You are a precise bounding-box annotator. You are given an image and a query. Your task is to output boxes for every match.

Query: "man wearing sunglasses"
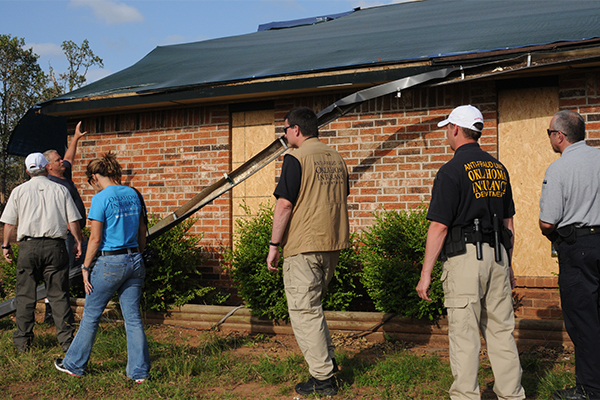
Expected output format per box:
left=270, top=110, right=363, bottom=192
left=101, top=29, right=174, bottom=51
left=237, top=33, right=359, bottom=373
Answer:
left=540, top=110, right=600, bottom=400
left=267, top=106, right=349, bottom=397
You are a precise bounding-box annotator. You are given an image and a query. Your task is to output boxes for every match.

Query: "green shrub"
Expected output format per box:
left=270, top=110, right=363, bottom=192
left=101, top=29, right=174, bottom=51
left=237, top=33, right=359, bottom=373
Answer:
left=323, top=232, right=362, bottom=311
left=224, top=203, right=286, bottom=320
left=359, top=206, right=444, bottom=321
left=225, top=202, right=362, bottom=320
left=142, top=216, right=213, bottom=312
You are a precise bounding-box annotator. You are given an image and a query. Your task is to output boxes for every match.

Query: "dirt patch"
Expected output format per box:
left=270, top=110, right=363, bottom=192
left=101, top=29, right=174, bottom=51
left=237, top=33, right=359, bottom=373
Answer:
left=146, top=323, right=448, bottom=360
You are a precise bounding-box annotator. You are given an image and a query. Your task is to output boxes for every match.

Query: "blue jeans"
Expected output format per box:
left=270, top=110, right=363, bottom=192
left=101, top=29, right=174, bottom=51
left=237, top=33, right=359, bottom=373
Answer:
left=63, top=253, right=150, bottom=379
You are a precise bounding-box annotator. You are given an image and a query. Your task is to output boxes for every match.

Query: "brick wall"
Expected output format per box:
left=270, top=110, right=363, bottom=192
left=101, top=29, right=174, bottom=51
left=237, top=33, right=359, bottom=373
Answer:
left=559, top=72, right=600, bottom=145
left=69, top=70, right=600, bottom=317
left=514, top=276, right=561, bottom=319
left=73, top=105, right=232, bottom=284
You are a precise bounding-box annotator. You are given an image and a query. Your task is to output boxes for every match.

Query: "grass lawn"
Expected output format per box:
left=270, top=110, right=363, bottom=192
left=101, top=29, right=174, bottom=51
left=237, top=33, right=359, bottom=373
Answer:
left=0, top=316, right=575, bottom=399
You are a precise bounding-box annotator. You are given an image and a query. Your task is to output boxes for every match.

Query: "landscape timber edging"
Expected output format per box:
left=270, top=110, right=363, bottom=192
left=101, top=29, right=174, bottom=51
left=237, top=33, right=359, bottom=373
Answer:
left=69, top=300, right=573, bottom=350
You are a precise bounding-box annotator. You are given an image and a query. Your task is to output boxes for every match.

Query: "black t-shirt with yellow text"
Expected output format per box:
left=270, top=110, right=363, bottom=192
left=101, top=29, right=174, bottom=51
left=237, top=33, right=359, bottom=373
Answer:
left=427, top=142, right=515, bottom=235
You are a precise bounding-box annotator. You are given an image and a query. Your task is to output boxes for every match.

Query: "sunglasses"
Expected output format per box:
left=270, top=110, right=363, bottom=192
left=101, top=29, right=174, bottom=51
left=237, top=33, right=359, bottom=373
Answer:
left=547, top=129, right=567, bottom=138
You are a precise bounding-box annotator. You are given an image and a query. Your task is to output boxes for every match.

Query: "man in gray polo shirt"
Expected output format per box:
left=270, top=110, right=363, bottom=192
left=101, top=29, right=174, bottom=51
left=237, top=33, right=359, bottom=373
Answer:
left=539, top=110, right=600, bottom=400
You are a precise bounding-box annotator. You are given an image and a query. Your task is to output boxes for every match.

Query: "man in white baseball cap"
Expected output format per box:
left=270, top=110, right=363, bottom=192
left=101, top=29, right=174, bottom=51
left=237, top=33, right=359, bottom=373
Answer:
left=25, top=152, right=48, bottom=173
left=417, top=105, right=525, bottom=399
left=1, top=152, right=83, bottom=353
left=437, top=104, right=484, bottom=132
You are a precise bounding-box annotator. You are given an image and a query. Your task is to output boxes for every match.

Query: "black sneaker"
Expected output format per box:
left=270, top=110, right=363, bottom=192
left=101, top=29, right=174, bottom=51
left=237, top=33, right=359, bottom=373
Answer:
left=54, top=358, right=82, bottom=377
left=295, top=376, right=338, bottom=396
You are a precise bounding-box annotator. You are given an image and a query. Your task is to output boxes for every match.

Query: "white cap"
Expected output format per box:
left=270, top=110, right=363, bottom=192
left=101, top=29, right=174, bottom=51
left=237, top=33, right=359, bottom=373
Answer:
left=437, top=105, right=484, bottom=132
left=25, top=152, right=48, bottom=174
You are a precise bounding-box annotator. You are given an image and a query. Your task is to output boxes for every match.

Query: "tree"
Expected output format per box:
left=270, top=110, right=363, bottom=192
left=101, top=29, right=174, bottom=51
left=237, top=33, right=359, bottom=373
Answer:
left=47, top=39, right=103, bottom=97
left=0, top=34, right=47, bottom=207
left=0, top=36, right=103, bottom=210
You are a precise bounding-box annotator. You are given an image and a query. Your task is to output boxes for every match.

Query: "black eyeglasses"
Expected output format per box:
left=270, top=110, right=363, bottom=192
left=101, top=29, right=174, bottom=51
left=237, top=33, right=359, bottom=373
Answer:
left=283, top=125, right=295, bottom=134
left=547, top=129, right=560, bottom=137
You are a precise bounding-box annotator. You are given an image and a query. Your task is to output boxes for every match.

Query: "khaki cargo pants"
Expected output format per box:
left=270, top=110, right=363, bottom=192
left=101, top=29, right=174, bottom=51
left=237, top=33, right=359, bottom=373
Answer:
left=283, top=251, right=339, bottom=380
left=442, top=244, right=525, bottom=400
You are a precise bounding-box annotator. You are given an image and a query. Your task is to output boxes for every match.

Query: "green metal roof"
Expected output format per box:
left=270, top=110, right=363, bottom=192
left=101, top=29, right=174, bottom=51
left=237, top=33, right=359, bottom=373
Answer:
left=47, top=0, right=600, bottom=103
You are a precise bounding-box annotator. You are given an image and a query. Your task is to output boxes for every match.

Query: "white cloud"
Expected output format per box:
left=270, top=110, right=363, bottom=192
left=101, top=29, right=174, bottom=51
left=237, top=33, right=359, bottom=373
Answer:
left=85, top=68, right=113, bottom=83
left=25, top=42, right=63, bottom=57
left=70, top=0, right=144, bottom=25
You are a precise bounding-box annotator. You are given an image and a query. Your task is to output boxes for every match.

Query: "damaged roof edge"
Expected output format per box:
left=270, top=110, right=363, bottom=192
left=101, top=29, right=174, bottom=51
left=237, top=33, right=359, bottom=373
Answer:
left=38, top=44, right=600, bottom=118
left=38, top=65, right=437, bottom=116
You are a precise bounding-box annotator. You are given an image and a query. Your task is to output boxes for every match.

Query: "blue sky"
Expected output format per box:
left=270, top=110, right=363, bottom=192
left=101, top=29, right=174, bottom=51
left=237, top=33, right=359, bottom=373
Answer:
left=2, top=0, right=404, bottom=85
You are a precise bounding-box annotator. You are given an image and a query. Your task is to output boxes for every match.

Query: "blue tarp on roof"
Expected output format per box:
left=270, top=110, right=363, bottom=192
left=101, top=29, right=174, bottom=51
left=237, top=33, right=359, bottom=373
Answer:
left=53, top=0, right=600, bottom=101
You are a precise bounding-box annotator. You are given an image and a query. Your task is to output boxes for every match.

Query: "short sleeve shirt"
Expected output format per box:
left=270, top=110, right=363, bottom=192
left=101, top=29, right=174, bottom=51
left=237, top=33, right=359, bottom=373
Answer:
left=274, top=155, right=302, bottom=206
left=88, top=185, right=142, bottom=251
left=0, top=176, right=81, bottom=241
left=539, top=140, right=600, bottom=228
left=427, top=142, right=515, bottom=234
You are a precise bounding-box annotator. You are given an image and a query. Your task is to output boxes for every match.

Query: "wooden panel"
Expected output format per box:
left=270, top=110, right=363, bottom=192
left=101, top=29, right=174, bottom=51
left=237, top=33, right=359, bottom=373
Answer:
left=498, top=87, right=560, bottom=277
left=231, top=110, right=276, bottom=235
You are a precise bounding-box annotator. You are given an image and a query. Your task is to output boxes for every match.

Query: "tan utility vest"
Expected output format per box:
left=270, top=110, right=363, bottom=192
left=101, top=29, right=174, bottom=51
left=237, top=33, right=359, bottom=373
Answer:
left=282, top=138, right=350, bottom=258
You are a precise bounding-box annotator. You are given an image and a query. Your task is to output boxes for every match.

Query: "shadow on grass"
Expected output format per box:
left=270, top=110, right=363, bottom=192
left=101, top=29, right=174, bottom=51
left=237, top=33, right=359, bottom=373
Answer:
left=519, top=345, right=576, bottom=399
left=335, top=337, right=575, bottom=400
left=334, top=339, right=453, bottom=399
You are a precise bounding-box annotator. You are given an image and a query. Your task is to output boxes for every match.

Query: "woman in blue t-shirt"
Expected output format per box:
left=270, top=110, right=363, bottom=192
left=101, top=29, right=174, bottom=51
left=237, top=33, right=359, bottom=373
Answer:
left=55, top=152, right=150, bottom=382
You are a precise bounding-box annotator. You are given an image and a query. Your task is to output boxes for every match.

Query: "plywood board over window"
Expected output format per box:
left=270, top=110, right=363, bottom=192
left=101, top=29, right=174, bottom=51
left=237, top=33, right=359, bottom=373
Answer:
left=498, top=87, right=560, bottom=277
left=231, top=110, right=276, bottom=229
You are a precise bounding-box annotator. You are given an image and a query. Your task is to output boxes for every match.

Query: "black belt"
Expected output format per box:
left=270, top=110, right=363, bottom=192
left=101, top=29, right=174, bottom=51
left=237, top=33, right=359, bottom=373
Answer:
left=21, top=236, right=63, bottom=242
left=463, top=232, right=494, bottom=246
left=99, top=247, right=139, bottom=256
left=575, top=226, right=600, bottom=237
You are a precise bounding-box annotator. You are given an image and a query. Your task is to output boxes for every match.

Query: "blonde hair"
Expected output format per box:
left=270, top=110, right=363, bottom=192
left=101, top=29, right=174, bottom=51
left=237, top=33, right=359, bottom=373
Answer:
left=85, top=151, right=122, bottom=184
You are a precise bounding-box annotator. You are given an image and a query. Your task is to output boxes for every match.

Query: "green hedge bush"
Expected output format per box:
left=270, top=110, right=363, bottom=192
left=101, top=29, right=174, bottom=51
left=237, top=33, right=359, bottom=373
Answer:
left=142, top=216, right=214, bottom=312
left=225, top=202, right=362, bottom=320
left=359, top=206, right=445, bottom=321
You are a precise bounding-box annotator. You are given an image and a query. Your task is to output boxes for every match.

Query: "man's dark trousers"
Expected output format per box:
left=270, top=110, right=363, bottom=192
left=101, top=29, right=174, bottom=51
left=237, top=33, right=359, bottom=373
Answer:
left=13, top=238, right=75, bottom=352
left=558, top=234, right=600, bottom=394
